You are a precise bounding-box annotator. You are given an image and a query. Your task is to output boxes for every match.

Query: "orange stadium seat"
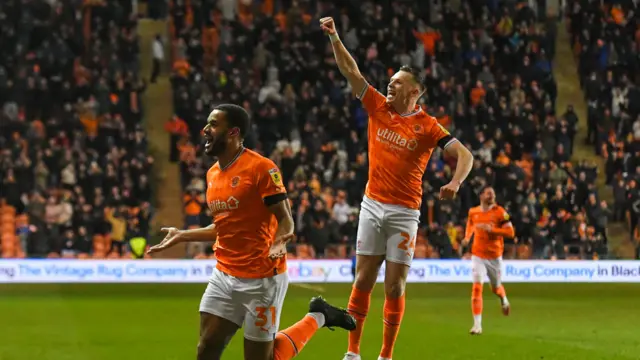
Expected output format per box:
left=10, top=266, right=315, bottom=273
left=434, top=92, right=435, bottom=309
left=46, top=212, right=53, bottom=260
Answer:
left=15, top=214, right=28, bottom=227
left=325, top=244, right=346, bottom=259
left=1, top=223, right=15, bottom=233
left=295, top=244, right=314, bottom=259
left=0, top=205, right=16, bottom=216
left=414, top=244, right=428, bottom=259
left=93, top=234, right=105, bottom=250
left=517, top=244, right=532, bottom=259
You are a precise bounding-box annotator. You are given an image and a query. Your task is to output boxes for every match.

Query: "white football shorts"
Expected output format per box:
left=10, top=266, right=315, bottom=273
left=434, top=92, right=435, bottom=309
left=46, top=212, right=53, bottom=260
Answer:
left=356, top=195, right=420, bottom=265
left=471, top=255, right=503, bottom=288
left=199, top=267, right=289, bottom=342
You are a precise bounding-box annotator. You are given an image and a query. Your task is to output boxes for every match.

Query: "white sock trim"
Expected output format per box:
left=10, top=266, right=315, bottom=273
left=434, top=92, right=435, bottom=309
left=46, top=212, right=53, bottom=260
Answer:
left=308, top=312, right=326, bottom=328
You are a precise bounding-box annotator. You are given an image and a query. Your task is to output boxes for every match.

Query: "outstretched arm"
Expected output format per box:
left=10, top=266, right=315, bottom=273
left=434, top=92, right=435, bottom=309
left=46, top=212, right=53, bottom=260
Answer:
left=147, top=225, right=217, bottom=254
left=321, top=17, right=367, bottom=97
left=175, top=224, right=218, bottom=242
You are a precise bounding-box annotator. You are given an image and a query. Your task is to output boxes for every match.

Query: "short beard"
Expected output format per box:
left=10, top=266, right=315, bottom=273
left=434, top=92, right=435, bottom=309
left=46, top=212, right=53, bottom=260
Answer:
left=205, top=139, right=227, bottom=157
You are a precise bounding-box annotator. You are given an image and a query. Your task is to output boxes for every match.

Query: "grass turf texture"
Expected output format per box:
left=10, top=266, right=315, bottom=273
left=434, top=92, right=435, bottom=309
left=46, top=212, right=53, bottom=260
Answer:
left=0, top=283, right=638, bottom=360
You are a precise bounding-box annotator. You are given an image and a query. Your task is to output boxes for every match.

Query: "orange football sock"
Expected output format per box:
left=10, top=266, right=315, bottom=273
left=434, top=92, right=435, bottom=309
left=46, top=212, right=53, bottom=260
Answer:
left=492, top=285, right=506, bottom=299
left=347, top=286, right=372, bottom=354
left=379, top=295, right=405, bottom=359
left=472, top=283, right=483, bottom=316
left=273, top=314, right=320, bottom=360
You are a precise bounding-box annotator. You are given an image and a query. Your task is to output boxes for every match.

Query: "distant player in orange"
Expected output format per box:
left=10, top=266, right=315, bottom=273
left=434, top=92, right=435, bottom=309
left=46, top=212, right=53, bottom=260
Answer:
left=148, top=104, right=355, bottom=360
left=321, top=17, right=475, bottom=360
left=463, top=186, right=515, bottom=335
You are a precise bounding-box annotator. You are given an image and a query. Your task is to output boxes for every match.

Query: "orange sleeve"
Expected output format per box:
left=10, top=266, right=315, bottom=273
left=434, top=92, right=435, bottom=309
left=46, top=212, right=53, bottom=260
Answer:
left=357, top=84, right=387, bottom=115
left=426, top=121, right=457, bottom=149
left=493, top=208, right=515, bottom=238
left=464, top=209, right=474, bottom=241
left=493, top=226, right=515, bottom=238
left=255, top=158, right=287, bottom=199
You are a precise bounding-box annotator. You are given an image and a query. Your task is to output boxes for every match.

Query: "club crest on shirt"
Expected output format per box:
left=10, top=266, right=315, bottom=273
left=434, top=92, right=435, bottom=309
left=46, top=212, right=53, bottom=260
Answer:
left=413, top=124, right=423, bottom=134
left=268, top=168, right=283, bottom=186
left=231, top=176, right=240, bottom=188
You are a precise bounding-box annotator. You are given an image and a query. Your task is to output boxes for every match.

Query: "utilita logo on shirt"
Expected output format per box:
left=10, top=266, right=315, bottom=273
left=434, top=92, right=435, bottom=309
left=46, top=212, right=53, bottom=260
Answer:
left=208, top=196, right=240, bottom=214
left=376, top=128, right=418, bottom=151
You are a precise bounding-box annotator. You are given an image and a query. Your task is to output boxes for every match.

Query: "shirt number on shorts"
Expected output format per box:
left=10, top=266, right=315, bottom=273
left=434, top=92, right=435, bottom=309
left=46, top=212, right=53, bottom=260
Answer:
left=255, top=306, right=277, bottom=331
left=397, top=232, right=416, bottom=256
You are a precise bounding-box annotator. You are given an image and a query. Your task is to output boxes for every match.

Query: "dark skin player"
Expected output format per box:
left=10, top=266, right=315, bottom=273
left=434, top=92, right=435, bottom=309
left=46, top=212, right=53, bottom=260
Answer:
left=149, top=105, right=356, bottom=360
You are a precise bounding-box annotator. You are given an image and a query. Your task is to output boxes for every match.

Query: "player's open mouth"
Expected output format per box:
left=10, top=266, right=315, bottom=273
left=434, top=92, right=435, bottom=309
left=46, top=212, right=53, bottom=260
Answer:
left=204, top=136, right=213, bottom=149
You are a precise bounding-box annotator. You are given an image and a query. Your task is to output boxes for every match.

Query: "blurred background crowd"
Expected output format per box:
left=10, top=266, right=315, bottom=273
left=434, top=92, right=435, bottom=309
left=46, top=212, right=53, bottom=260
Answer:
left=0, top=0, right=153, bottom=259
left=1, top=0, right=638, bottom=261
left=567, top=0, right=640, bottom=256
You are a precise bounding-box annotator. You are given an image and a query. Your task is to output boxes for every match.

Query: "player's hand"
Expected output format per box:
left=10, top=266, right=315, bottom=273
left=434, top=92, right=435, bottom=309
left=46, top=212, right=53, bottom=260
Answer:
left=476, top=224, right=493, bottom=232
left=439, top=181, right=460, bottom=200
left=320, top=17, right=337, bottom=35
left=147, top=227, right=184, bottom=255
left=269, top=233, right=295, bottom=260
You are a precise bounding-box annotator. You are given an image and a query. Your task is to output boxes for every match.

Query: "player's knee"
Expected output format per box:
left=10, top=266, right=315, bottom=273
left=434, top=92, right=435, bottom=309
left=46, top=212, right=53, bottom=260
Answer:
left=384, top=280, right=405, bottom=299
left=196, top=340, right=210, bottom=360
left=197, top=336, right=226, bottom=360
left=353, top=256, right=383, bottom=292
left=354, top=270, right=377, bottom=292
left=383, top=261, right=409, bottom=298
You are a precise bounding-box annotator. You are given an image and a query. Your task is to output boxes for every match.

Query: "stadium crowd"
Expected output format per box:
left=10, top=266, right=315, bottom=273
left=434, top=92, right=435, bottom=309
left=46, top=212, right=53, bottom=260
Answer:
left=0, top=0, right=154, bottom=259
left=169, top=0, right=612, bottom=261
left=568, top=0, right=640, bottom=258
left=0, top=0, right=627, bottom=261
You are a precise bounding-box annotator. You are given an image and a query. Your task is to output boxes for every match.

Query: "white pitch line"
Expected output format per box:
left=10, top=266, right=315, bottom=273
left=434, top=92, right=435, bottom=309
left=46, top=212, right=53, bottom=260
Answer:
left=291, top=283, right=326, bottom=293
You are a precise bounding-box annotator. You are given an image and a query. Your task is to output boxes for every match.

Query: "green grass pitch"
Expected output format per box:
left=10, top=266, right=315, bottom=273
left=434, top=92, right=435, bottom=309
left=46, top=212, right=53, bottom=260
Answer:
left=1, top=283, right=638, bottom=359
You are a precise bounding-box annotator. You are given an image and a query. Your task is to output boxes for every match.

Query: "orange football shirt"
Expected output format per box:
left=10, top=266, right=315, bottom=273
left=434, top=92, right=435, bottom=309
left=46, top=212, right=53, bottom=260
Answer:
left=465, top=205, right=512, bottom=259
left=358, top=84, right=457, bottom=210
left=206, top=148, right=287, bottom=278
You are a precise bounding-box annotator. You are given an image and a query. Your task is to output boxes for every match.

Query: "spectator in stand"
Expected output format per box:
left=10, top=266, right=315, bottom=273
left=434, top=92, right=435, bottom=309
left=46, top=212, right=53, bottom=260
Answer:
left=0, top=0, right=154, bottom=259
left=151, top=34, right=166, bottom=83
left=569, top=0, right=640, bottom=252
left=167, top=0, right=609, bottom=260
